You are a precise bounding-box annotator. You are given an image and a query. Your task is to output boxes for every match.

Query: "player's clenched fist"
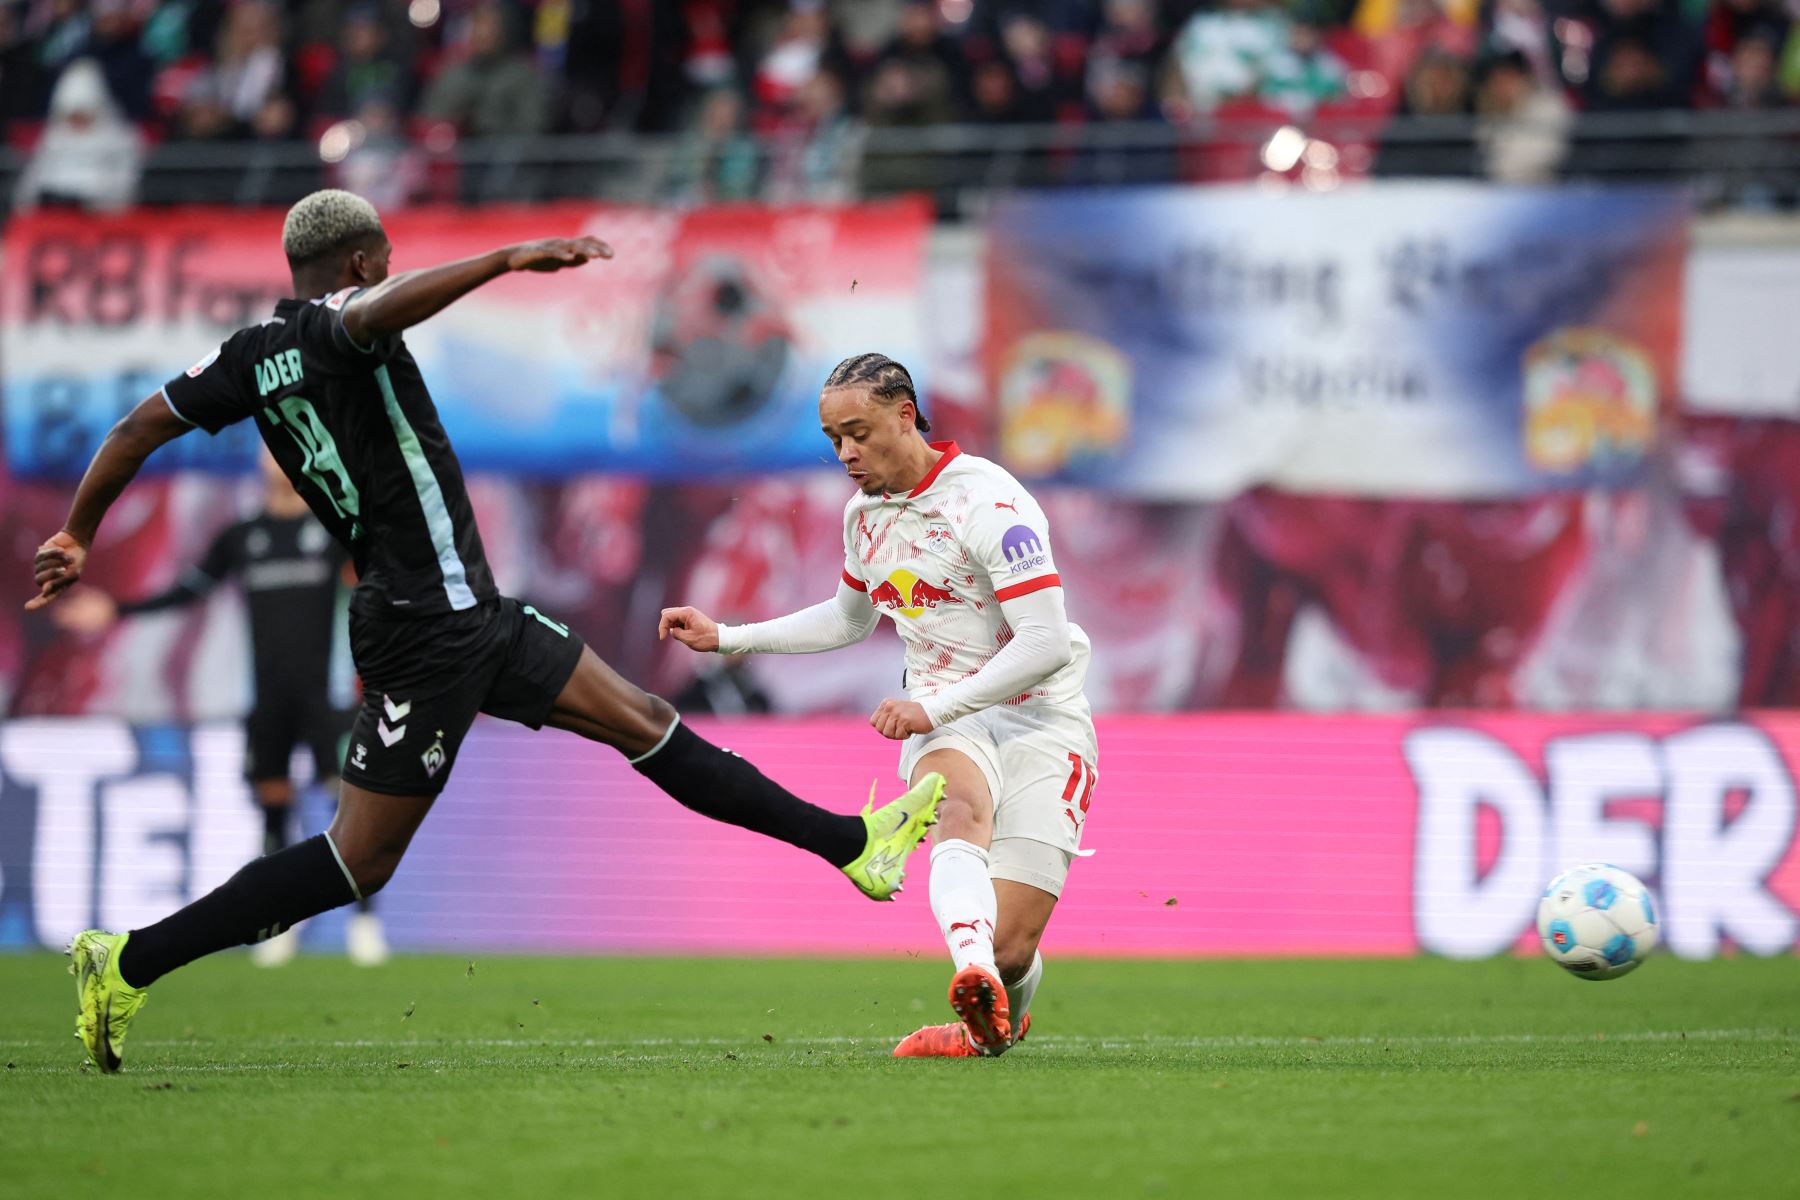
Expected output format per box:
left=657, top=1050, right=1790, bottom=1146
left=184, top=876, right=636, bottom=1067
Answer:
left=659, top=606, right=720, bottom=652
left=25, top=530, right=87, bottom=611
left=870, top=698, right=933, bottom=740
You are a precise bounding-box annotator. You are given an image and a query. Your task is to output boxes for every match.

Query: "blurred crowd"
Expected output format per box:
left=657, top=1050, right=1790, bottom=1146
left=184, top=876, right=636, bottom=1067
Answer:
left=4, top=0, right=1797, bottom=208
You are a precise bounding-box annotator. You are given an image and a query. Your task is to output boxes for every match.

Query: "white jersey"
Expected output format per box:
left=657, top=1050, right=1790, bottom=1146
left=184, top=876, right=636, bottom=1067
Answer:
left=841, top=442, right=1090, bottom=712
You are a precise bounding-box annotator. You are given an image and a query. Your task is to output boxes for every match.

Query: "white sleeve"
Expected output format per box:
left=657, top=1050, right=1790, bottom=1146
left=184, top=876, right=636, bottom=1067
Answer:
left=962, top=486, right=1061, bottom=605
left=716, top=580, right=878, bottom=655
left=918, top=585, right=1074, bottom=728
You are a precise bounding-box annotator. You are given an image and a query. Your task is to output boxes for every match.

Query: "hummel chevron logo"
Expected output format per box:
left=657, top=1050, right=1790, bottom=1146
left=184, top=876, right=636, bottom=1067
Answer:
left=383, top=696, right=411, bottom=722
left=378, top=720, right=406, bottom=747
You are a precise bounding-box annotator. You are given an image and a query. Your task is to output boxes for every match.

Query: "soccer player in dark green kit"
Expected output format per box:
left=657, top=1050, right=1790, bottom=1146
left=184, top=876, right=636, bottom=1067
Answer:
left=28, top=190, right=942, bottom=1072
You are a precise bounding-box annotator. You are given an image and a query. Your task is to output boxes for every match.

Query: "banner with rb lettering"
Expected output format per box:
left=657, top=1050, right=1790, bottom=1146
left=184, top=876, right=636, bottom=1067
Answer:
left=0, top=200, right=931, bottom=480
left=984, top=184, right=1690, bottom=499
left=2, top=714, right=1794, bottom=957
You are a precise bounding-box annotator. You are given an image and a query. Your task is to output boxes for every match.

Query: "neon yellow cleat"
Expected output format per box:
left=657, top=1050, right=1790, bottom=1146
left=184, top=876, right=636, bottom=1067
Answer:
left=69, top=930, right=148, bottom=1073
left=841, top=772, right=944, bottom=901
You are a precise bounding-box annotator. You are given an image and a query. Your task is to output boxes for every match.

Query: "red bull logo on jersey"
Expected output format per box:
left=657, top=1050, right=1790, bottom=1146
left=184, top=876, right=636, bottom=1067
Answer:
left=868, top=579, right=904, bottom=609
left=869, top=568, right=964, bottom=618
left=910, top=578, right=960, bottom=608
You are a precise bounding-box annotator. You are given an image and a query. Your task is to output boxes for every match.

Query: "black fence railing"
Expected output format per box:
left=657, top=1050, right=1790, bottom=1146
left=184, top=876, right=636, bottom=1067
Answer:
left=3, top=109, right=1796, bottom=218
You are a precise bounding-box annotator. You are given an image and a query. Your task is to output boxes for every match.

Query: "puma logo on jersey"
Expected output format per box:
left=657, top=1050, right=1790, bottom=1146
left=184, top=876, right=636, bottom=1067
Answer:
left=256, top=349, right=305, bottom=396
left=994, top=498, right=1019, bottom=513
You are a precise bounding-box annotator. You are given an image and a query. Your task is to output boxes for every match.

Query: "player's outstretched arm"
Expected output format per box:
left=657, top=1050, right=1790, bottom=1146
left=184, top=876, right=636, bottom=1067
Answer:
left=26, top=393, right=192, bottom=610
left=660, top=581, right=878, bottom=656
left=343, top=237, right=612, bottom=344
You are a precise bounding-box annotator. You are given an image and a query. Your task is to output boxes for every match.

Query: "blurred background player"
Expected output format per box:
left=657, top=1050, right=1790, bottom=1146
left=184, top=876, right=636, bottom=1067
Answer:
left=53, top=450, right=387, bottom=967
left=661, top=352, right=1097, bottom=1058
left=672, top=652, right=773, bottom=716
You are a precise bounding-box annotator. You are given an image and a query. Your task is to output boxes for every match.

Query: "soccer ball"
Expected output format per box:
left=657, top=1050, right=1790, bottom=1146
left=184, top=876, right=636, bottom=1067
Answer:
left=1536, top=864, right=1659, bottom=980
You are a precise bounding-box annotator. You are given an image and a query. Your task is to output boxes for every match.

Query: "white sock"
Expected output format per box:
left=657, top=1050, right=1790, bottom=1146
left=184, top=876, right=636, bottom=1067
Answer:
left=1004, top=952, right=1043, bottom=1021
left=929, top=839, right=997, bottom=975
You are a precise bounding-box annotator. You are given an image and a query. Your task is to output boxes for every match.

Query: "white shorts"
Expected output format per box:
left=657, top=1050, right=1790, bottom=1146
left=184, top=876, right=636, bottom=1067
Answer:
left=897, top=700, right=1099, bottom=897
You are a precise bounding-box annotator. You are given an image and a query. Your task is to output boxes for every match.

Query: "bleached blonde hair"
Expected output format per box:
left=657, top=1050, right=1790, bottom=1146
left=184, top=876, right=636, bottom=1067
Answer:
left=282, top=189, right=384, bottom=265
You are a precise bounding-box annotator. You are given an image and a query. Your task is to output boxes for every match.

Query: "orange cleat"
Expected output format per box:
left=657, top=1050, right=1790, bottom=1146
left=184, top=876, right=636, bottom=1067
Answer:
left=891, top=1012, right=1031, bottom=1059
left=892, top=1022, right=978, bottom=1057
left=948, top=964, right=1012, bottom=1053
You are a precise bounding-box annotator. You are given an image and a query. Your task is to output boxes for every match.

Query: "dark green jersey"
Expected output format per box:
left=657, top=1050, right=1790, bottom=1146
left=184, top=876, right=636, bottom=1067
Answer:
left=162, top=288, right=496, bottom=620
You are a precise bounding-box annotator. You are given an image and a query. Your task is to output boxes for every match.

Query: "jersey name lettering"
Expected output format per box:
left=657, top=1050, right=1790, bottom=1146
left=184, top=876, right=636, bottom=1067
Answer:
left=256, top=349, right=305, bottom=396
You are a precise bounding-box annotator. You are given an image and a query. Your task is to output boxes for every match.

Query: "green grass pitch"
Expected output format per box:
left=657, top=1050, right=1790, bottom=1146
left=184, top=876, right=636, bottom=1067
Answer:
left=2, top=953, right=1796, bottom=1198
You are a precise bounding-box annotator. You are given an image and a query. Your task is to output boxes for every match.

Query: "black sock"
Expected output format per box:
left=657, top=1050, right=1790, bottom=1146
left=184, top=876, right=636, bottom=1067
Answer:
left=119, top=835, right=358, bottom=988
left=261, top=803, right=291, bottom=856
left=632, top=721, right=866, bottom=868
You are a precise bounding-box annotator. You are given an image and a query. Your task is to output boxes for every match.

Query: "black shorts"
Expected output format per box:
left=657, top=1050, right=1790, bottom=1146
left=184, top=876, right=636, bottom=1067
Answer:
left=245, top=691, right=352, bottom=784
left=340, top=596, right=585, bottom=797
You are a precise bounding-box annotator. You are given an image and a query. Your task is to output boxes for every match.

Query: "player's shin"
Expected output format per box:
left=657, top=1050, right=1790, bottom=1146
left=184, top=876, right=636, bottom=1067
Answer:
left=629, top=717, right=866, bottom=867
left=117, top=834, right=361, bottom=988
left=929, top=839, right=999, bottom=973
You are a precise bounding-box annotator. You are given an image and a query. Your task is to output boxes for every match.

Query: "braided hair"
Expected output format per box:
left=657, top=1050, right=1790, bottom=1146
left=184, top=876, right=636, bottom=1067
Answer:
left=822, top=352, right=930, bottom=433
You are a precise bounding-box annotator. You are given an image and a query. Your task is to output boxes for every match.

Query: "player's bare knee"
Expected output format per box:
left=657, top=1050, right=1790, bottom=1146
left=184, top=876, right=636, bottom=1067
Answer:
left=607, top=689, right=674, bottom=757
left=254, top=781, right=294, bottom=809
left=357, top=868, right=393, bottom=897
left=349, top=849, right=401, bottom=897
left=643, top=692, right=676, bottom=734
left=995, top=942, right=1039, bottom=985
left=932, top=792, right=990, bottom=842
left=329, top=831, right=405, bottom=896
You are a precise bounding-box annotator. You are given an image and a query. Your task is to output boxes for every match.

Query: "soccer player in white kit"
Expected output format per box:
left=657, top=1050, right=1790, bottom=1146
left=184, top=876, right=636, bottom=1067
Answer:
left=660, top=353, right=1097, bottom=1057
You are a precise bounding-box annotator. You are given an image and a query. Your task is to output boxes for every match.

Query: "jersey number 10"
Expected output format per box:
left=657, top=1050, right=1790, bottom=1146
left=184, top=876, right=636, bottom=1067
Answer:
left=1062, top=752, right=1097, bottom=815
